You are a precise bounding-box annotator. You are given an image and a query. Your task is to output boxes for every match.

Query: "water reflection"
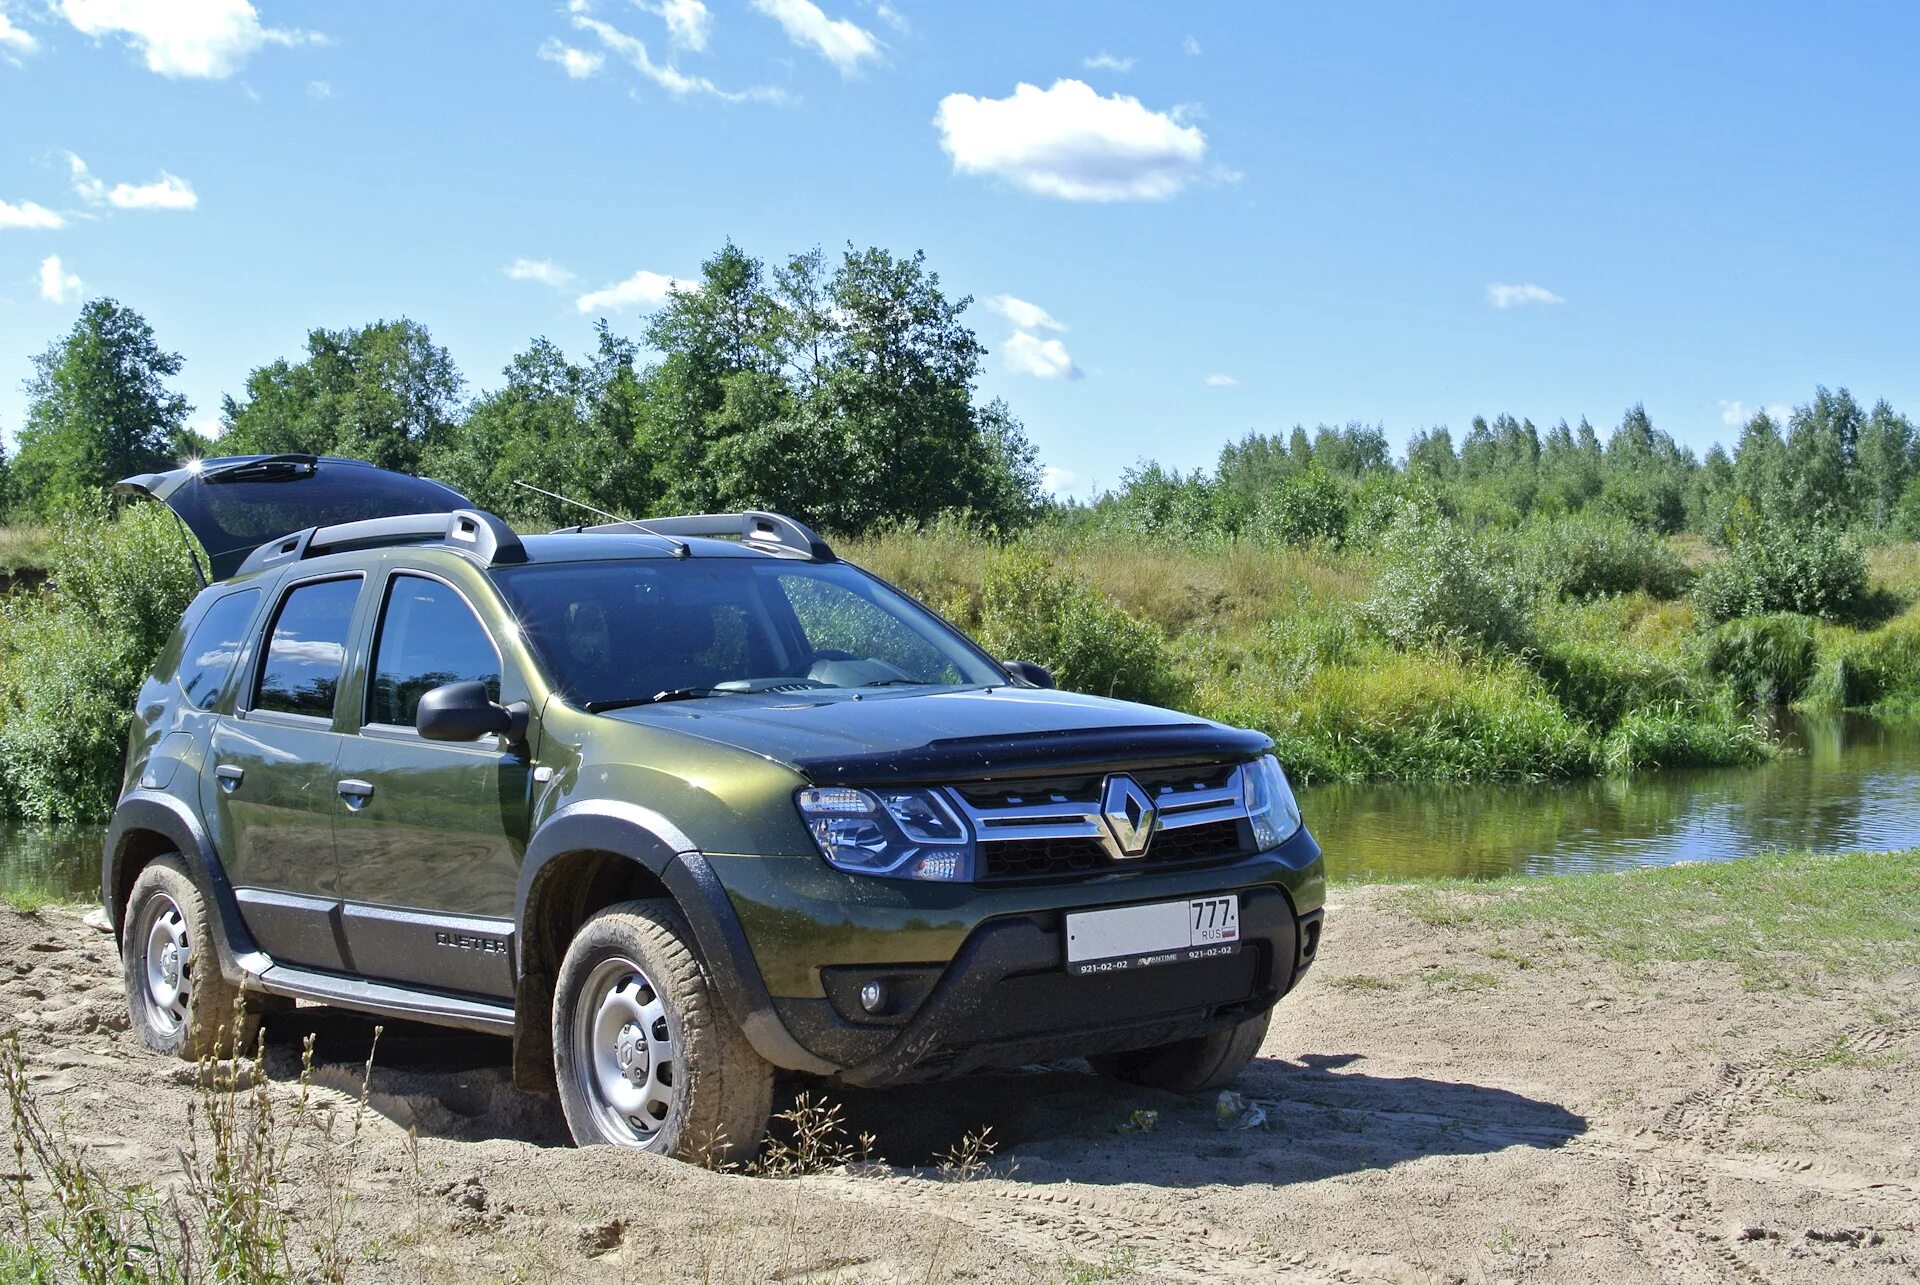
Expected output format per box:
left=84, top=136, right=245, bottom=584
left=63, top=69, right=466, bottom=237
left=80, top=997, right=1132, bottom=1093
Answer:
left=1308, top=713, right=1920, bottom=879
left=7, top=714, right=1920, bottom=898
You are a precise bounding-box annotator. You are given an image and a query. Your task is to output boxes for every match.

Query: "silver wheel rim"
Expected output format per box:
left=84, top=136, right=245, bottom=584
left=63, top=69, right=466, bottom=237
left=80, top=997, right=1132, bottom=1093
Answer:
left=572, top=955, right=678, bottom=1147
left=139, top=894, right=192, bottom=1035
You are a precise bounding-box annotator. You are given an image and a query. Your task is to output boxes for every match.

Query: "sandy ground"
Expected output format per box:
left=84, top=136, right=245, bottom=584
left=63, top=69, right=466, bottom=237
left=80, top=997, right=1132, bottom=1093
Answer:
left=2, top=889, right=1915, bottom=1283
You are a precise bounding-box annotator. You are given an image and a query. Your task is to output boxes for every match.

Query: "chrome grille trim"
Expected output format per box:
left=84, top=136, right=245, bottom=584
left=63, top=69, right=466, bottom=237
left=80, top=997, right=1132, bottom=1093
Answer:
left=942, top=765, right=1250, bottom=862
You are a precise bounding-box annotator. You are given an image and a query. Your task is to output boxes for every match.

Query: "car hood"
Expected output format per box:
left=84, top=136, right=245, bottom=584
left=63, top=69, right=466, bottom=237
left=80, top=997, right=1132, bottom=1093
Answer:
left=603, top=685, right=1272, bottom=784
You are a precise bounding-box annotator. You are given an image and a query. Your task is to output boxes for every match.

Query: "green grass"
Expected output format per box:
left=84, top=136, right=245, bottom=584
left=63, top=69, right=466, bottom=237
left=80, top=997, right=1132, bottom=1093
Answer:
left=0, top=525, right=55, bottom=577
left=1398, top=849, right=1920, bottom=988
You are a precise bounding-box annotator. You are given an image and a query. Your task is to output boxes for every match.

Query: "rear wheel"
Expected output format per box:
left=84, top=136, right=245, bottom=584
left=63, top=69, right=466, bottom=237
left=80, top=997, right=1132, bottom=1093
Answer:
left=1088, top=1008, right=1271, bottom=1093
left=552, top=899, right=773, bottom=1164
left=121, top=855, right=257, bottom=1060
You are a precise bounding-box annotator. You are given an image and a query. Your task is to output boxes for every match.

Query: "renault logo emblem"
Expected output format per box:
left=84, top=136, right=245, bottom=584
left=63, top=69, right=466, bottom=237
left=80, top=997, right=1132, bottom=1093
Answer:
left=1099, top=774, right=1158, bottom=858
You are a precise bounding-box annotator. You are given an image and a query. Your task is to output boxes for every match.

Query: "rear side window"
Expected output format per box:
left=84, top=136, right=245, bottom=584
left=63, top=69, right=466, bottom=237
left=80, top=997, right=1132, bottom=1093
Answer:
left=255, top=578, right=361, bottom=718
left=367, top=575, right=501, bottom=727
left=177, top=590, right=260, bottom=708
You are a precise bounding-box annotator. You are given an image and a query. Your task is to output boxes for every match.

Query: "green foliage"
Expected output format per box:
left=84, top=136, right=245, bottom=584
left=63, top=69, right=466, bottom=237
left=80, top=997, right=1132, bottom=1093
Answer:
left=1363, top=511, right=1532, bottom=652
left=975, top=549, right=1186, bottom=706
left=1517, top=514, right=1689, bottom=600
left=1249, top=466, right=1349, bottom=547
left=1697, top=613, right=1819, bottom=704
left=13, top=299, right=189, bottom=514
left=220, top=317, right=463, bottom=473
left=1692, top=524, right=1868, bottom=623
left=1531, top=637, right=1690, bottom=729
left=1598, top=703, right=1772, bottom=773
left=0, top=505, right=199, bottom=820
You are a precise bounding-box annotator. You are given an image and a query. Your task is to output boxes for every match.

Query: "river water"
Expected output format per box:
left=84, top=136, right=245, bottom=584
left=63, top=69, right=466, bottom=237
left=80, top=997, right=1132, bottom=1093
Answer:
left=5, top=714, right=1919, bottom=902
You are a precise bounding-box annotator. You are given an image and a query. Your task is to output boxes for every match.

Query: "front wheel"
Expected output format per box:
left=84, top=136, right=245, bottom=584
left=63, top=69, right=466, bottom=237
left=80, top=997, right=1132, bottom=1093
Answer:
left=121, top=855, right=257, bottom=1060
left=552, top=899, right=773, bottom=1164
left=1087, top=1008, right=1272, bottom=1093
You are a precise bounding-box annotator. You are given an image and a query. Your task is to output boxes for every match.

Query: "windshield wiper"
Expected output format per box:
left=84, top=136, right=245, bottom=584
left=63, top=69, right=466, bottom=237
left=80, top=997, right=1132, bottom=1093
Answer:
left=584, top=687, right=725, bottom=712
left=858, top=678, right=938, bottom=688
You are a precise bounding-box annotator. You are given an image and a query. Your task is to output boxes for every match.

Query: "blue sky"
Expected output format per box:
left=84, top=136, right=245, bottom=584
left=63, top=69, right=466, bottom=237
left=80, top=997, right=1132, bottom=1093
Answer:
left=2, top=1, right=1917, bottom=499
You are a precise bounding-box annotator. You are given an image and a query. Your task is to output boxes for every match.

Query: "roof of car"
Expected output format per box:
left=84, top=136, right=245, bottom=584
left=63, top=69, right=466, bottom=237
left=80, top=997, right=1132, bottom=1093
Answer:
left=508, top=532, right=811, bottom=564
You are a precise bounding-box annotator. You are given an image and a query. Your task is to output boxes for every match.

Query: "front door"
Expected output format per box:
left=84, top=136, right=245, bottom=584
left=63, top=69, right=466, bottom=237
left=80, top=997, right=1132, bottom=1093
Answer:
left=330, top=571, right=529, bottom=999
left=203, top=574, right=364, bottom=971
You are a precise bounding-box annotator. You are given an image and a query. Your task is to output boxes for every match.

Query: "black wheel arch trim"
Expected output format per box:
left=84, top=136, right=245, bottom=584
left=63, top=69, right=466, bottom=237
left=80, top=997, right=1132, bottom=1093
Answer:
left=513, top=800, right=834, bottom=1076
left=103, top=791, right=265, bottom=984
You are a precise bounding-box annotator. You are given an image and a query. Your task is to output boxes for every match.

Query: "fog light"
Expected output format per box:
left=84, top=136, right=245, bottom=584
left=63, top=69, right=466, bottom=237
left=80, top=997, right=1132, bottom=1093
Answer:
left=859, top=980, right=887, bottom=1013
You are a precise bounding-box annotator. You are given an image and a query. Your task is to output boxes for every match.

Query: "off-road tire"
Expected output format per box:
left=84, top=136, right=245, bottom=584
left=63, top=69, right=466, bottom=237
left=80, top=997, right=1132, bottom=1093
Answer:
left=121, top=854, right=258, bottom=1060
left=552, top=898, right=774, bottom=1164
left=1087, top=1008, right=1271, bottom=1093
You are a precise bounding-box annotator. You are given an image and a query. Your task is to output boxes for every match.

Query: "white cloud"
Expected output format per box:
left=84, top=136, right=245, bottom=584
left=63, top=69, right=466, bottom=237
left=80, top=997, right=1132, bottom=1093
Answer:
left=1486, top=281, right=1565, bottom=309
left=68, top=153, right=198, bottom=210
left=985, top=293, right=1063, bottom=332
left=57, top=0, right=324, bottom=79
left=934, top=79, right=1209, bottom=202
left=866, top=1, right=907, bottom=33
left=641, top=0, right=710, bottom=52
left=1716, top=399, right=1792, bottom=428
left=1203, top=372, right=1237, bottom=387
left=570, top=14, right=783, bottom=101
left=576, top=268, right=689, bottom=314
left=1082, top=51, right=1132, bottom=72
left=1003, top=330, right=1082, bottom=380
left=37, top=254, right=82, bottom=304
left=750, top=0, right=878, bottom=74
left=305, top=78, right=329, bottom=97
left=1040, top=465, right=1075, bottom=495
left=1183, top=34, right=1201, bottom=56
left=539, top=38, right=604, bottom=78
left=0, top=4, right=38, bottom=58
left=0, top=198, right=65, bottom=230
left=505, top=258, right=577, bottom=288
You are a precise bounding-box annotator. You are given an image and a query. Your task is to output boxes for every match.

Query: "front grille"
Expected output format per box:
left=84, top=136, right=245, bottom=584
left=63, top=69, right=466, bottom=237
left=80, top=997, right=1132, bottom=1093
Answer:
left=950, top=761, right=1255, bottom=882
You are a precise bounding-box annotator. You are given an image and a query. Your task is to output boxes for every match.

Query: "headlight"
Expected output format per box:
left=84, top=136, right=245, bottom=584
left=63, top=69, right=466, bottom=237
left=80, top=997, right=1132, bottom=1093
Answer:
left=1242, top=754, right=1302, bottom=850
left=796, top=786, right=974, bottom=881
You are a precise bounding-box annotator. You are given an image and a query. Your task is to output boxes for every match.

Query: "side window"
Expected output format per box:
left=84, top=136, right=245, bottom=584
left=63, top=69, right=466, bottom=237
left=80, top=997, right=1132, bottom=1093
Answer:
left=779, top=575, right=961, bottom=682
left=254, top=578, right=361, bottom=718
left=367, top=575, right=501, bottom=727
left=177, top=590, right=261, bottom=708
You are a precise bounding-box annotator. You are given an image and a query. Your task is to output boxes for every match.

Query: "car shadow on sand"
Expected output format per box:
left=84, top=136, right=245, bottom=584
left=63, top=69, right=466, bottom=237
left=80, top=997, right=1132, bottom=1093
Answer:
left=259, top=1007, right=1586, bottom=1186
left=830, top=1050, right=1588, bottom=1183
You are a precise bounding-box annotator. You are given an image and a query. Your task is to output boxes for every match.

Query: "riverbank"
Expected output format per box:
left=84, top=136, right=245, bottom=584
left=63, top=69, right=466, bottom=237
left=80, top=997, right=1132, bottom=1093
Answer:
left=5, top=849, right=1915, bottom=1282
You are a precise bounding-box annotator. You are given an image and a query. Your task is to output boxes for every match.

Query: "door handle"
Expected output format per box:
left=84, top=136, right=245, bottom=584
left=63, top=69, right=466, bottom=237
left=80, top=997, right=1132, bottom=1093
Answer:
left=214, top=765, right=244, bottom=793
left=336, top=779, right=374, bottom=811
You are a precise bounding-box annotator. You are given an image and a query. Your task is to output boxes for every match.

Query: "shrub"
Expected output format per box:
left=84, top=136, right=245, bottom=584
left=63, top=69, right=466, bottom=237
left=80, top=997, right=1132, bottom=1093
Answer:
left=1362, top=511, right=1532, bottom=652
left=1249, top=467, right=1348, bottom=548
left=1804, top=610, right=1920, bottom=711
left=1692, top=524, right=1867, bottom=623
left=1518, top=515, right=1689, bottom=600
left=1531, top=637, right=1692, bottom=729
left=1199, top=647, right=1594, bottom=784
left=0, top=504, right=200, bottom=820
left=1696, top=613, right=1819, bottom=705
left=1599, top=703, right=1773, bottom=773
left=976, top=549, right=1187, bottom=707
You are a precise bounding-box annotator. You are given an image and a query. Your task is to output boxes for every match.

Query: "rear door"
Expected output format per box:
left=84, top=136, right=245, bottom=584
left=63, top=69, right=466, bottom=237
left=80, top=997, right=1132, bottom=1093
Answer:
left=329, top=570, right=531, bottom=999
left=116, top=455, right=473, bottom=581
left=203, top=574, right=367, bottom=971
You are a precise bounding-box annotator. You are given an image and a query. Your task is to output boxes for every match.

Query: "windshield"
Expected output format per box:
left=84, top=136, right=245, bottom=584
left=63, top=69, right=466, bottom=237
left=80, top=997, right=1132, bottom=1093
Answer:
left=491, top=558, right=1004, bottom=708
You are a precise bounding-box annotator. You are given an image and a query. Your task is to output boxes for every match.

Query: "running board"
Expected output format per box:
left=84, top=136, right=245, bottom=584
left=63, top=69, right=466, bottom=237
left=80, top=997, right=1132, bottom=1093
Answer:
left=251, top=962, right=516, bottom=1036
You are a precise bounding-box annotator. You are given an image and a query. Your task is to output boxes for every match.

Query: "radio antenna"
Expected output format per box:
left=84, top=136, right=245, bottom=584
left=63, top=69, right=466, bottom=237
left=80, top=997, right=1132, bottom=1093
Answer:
left=513, top=480, right=689, bottom=558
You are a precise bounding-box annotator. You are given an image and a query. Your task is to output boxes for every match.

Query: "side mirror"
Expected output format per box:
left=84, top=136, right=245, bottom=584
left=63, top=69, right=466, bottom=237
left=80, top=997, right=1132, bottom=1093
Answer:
left=1003, top=660, right=1056, bottom=689
left=417, top=681, right=521, bottom=742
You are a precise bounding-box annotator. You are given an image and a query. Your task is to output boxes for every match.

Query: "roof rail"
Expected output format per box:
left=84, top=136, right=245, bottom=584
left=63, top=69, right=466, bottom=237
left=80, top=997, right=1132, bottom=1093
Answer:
left=234, top=509, right=526, bottom=577
left=574, top=510, right=835, bottom=561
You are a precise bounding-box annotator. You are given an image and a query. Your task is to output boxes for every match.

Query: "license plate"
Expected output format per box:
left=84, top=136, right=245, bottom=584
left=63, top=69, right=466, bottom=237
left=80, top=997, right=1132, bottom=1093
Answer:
left=1064, top=895, right=1241, bottom=976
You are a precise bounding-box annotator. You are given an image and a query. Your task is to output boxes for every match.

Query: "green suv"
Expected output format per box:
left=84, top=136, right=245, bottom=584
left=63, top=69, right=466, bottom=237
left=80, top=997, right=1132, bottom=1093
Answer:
left=107, top=455, right=1325, bottom=1160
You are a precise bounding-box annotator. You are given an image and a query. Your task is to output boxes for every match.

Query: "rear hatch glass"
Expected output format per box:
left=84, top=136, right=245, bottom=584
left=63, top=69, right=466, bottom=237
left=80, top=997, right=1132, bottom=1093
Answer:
left=117, top=456, right=472, bottom=581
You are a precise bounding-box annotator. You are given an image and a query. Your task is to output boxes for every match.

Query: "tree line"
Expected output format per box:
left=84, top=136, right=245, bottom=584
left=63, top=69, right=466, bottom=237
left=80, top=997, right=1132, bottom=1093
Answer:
left=0, top=241, right=1044, bottom=535
left=1095, top=392, right=1920, bottom=549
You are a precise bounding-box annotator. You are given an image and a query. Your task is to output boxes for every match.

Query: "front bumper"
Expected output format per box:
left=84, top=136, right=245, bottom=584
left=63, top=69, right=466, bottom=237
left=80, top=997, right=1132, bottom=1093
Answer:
left=678, top=826, right=1326, bottom=1085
